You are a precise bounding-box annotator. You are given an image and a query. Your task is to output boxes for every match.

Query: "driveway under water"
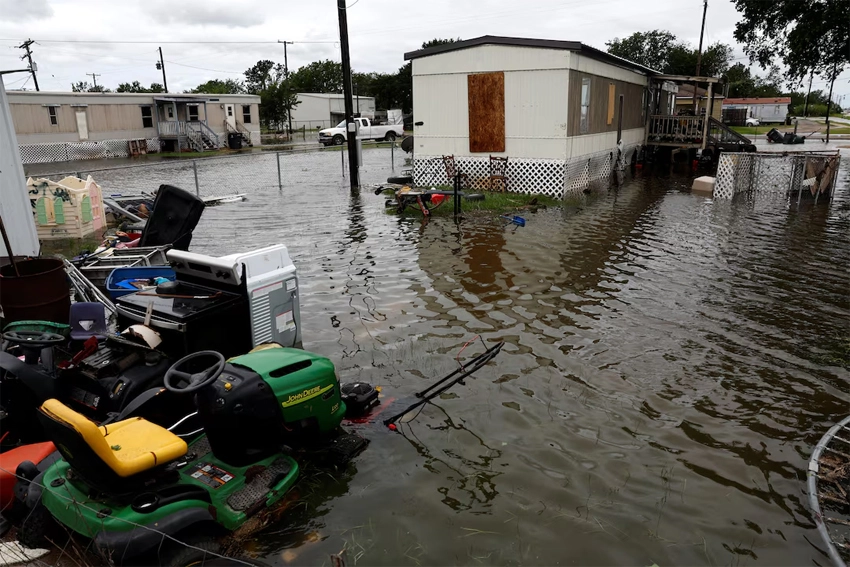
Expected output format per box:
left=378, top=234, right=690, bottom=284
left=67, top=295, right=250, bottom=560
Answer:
left=50, top=147, right=850, bottom=565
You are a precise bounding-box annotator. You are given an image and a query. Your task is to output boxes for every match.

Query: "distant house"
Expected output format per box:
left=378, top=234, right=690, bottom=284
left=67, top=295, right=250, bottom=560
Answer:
left=674, top=84, right=724, bottom=120
left=722, top=97, right=791, bottom=124
left=8, top=91, right=261, bottom=164
left=405, top=36, right=655, bottom=198
left=290, top=93, right=376, bottom=130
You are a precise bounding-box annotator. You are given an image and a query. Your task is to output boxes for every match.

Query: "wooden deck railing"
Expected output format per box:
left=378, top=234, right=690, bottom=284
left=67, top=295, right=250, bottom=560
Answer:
left=647, top=115, right=705, bottom=145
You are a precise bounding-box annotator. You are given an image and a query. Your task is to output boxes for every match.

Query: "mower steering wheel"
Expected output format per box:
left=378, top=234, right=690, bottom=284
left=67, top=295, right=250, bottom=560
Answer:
left=2, top=330, right=66, bottom=348
left=163, top=351, right=226, bottom=394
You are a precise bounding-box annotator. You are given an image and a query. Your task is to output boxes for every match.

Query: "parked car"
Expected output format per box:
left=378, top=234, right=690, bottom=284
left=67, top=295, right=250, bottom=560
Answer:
left=745, top=117, right=760, bottom=126
left=318, top=118, right=404, bottom=146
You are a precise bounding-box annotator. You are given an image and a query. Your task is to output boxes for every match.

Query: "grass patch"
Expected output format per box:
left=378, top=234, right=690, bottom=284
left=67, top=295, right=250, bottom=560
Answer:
left=729, top=125, right=850, bottom=136
left=384, top=188, right=558, bottom=218
left=156, top=148, right=255, bottom=159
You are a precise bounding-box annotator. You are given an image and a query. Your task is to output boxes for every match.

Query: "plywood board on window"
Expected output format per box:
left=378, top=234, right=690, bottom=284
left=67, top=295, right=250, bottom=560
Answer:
left=468, top=72, right=505, bottom=153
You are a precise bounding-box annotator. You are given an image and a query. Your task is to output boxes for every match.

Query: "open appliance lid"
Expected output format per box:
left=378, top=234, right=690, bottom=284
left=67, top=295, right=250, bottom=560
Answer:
left=166, top=249, right=243, bottom=286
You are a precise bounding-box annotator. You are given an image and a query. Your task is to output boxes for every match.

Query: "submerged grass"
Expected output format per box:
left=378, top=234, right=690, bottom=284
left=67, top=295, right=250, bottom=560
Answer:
left=383, top=187, right=558, bottom=218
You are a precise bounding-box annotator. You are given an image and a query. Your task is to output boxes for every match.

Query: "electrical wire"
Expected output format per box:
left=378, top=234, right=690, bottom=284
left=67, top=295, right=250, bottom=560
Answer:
left=163, top=60, right=244, bottom=75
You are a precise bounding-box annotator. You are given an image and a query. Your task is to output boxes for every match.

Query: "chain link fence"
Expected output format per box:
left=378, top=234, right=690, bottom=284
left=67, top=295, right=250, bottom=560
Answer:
left=714, top=151, right=841, bottom=201
left=24, top=143, right=406, bottom=201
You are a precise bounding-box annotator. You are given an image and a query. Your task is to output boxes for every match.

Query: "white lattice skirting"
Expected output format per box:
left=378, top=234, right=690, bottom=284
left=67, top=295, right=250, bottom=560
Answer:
left=18, top=138, right=161, bottom=165
left=413, top=145, right=639, bottom=199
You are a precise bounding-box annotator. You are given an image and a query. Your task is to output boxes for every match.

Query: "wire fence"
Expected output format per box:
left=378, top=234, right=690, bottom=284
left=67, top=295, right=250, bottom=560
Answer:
left=714, top=151, right=841, bottom=202
left=24, top=143, right=407, bottom=200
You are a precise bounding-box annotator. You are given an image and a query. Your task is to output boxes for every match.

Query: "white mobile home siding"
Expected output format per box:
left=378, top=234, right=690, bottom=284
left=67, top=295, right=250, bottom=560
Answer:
left=410, top=41, right=648, bottom=197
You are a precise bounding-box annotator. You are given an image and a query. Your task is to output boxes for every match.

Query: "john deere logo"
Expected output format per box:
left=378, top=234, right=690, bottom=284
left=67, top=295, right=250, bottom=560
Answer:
left=282, top=384, right=332, bottom=408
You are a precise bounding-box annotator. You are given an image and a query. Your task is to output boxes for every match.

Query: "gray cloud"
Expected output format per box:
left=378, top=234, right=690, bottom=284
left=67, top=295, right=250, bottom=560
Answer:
left=0, top=0, right=53, bottom=22
left=149, top=2, right=264, bottom=28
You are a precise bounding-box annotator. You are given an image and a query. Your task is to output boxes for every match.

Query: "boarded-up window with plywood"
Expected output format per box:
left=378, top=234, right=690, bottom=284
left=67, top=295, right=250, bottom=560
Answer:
left=468, top=72, right=505, bottom=153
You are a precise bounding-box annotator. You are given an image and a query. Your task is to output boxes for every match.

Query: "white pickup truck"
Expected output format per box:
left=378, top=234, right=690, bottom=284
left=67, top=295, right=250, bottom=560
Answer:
left=318, top=117, right=404, bottom=146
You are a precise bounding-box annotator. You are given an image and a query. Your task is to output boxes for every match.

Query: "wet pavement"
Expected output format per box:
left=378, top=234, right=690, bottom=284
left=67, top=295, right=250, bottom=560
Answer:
left=40, top=146, right=850, bottom=565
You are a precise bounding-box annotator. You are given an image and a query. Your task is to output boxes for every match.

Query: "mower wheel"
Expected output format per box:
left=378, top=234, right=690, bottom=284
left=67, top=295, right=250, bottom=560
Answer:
left=19, top=502, right=65, bottom=550
left=158, top=534, right=222, bottom=567
left=464, top=193, right=485, bottom=201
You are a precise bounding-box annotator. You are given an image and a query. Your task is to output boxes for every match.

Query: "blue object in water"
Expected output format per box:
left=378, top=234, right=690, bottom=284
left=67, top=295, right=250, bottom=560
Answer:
left=501, top=215, right=526, bottom=227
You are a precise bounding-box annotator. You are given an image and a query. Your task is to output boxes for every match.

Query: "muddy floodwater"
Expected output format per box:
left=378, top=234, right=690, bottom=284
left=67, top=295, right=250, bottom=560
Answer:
left=40, top=147, right=850, bottom=565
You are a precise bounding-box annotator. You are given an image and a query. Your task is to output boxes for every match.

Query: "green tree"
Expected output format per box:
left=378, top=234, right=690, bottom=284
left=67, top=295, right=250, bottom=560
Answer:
left=243, top=60, right=299, bottom=130
left=71, top=81, right=111, bottom=93
left=732, top=0, right=849, bottom=85
left=189, top=79, right=245, bottom=94
left=116, top=81, right=164, bottom=93
left=605, top=30, right=677, bottom=71
left=290, top=60, right=343, bottom=93
left=244, top=60, right=277, bottom=94
left=606, top=31, right=732, bottom=77
left=663, top=42, right=732, bottom=76
left=722, top=63, right=783, bottom=98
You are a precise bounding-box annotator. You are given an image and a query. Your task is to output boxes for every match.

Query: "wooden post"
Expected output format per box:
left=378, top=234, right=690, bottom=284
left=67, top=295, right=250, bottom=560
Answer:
left=825, top=63, right=837, bottom=143
left=701, top=82, right=713, bottom=149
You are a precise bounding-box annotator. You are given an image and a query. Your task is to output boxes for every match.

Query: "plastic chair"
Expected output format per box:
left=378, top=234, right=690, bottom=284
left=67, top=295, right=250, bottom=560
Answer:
left=69, top=302, right=108, bottom=341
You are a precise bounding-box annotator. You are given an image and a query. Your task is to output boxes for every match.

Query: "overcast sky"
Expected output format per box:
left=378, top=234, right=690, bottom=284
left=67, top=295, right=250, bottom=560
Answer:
left=0, top=0, right=847, bottom=101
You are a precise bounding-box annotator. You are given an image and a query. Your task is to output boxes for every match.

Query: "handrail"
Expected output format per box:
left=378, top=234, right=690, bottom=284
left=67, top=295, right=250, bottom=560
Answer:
left=647, top=115, right=704, bottom=144
left=707, top=117, right=751, bottom=145
left=187, top=121, right=219, bottom=149
left=224, top=120, right=252, bottom=145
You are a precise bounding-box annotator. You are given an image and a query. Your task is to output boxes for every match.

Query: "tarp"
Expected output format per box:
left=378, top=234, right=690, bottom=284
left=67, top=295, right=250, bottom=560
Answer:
left=0, top=78, right=38, bottom=257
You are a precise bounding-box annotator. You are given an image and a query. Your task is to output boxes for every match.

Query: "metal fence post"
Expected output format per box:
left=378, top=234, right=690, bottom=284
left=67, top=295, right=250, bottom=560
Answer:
left=391, top=140, right=395, bottom=169
left=341, top=149, right=345, bottom=177
left=192, top=160, right=200, bottom=196
left=276, top=152, right=282, bottom=191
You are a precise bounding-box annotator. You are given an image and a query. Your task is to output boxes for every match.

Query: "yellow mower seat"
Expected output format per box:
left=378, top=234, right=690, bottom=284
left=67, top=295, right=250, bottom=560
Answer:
left=39, top=399, right=187, bottom=478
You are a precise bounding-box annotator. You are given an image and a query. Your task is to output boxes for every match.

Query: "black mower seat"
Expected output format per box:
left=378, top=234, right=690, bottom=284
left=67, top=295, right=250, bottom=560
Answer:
left=38, top=399, right=187, bottom=478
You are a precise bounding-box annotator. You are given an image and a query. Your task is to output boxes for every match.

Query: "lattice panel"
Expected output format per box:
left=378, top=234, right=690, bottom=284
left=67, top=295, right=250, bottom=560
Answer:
left=413, top=156, right=567, bottom=198
left=18, top=138, right=161, bottom=165
left=413, top=146, right=634, bottom=200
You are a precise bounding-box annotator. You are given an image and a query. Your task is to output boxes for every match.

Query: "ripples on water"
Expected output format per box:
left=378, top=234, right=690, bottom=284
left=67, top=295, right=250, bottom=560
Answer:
left=93, top=148, right=850, bottom=565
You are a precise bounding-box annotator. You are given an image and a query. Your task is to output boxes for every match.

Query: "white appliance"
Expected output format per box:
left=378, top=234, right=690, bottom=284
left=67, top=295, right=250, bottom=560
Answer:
left=219, top=244, right=301, bottom=348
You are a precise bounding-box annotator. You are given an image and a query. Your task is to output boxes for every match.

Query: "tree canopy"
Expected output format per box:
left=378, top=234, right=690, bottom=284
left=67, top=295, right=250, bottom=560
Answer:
left=188, top=79, right=244, bottom=94
left=290, top=60, right=344, bottom=93
left=605, top=30, right=677, bottom=72
left=732, top=0, right=849, bottom=84
left=71, top=81, right=110, bottom=93
left=116, top=81, right=164, bottom=93
left=606, top=30, right=733, bottom=76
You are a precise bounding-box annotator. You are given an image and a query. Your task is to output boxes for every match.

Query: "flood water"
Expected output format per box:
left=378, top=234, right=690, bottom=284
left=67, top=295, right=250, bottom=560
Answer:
left=47, top=147, right=850, bottom=565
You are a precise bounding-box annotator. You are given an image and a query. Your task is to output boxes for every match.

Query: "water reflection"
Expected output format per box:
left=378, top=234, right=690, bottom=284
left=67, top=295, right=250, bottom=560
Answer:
left=77, top=148, right=849, bottom=566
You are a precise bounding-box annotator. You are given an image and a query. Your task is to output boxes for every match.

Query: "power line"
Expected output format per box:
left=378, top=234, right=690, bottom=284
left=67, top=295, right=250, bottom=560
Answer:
left=86, top=72, right=101, bottom=89
left=0, top=38, right=338, bottom=44
left=164, top=60, right=244, bottom=75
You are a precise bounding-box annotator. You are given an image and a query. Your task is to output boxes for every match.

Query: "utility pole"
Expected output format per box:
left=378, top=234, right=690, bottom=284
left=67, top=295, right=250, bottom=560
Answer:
left=693, top=0, right=708, bottom=112
left=803, top=69, right=814, bottom=117
left=16, top=39, right=39, bottom=91
left=278, top=40, right=294, bottom=134
left=825, top=63, right=837, bottom=143
left=87, top=73, right=101, bottom=90
left=337, top=0, right=359, bottom=189
left=156, top=47, right=168, bottom=93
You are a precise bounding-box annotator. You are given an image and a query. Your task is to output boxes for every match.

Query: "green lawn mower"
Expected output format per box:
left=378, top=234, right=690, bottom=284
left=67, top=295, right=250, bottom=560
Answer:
left=29, top=345, right=363, bottom=565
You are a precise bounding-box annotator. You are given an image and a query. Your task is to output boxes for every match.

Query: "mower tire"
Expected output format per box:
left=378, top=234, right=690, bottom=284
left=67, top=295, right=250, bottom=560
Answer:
left=464, top=193, right=485, bottom=201
left=19, top=502, right=64, bottom=550
left=157, top=534, right=221, bottom=567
